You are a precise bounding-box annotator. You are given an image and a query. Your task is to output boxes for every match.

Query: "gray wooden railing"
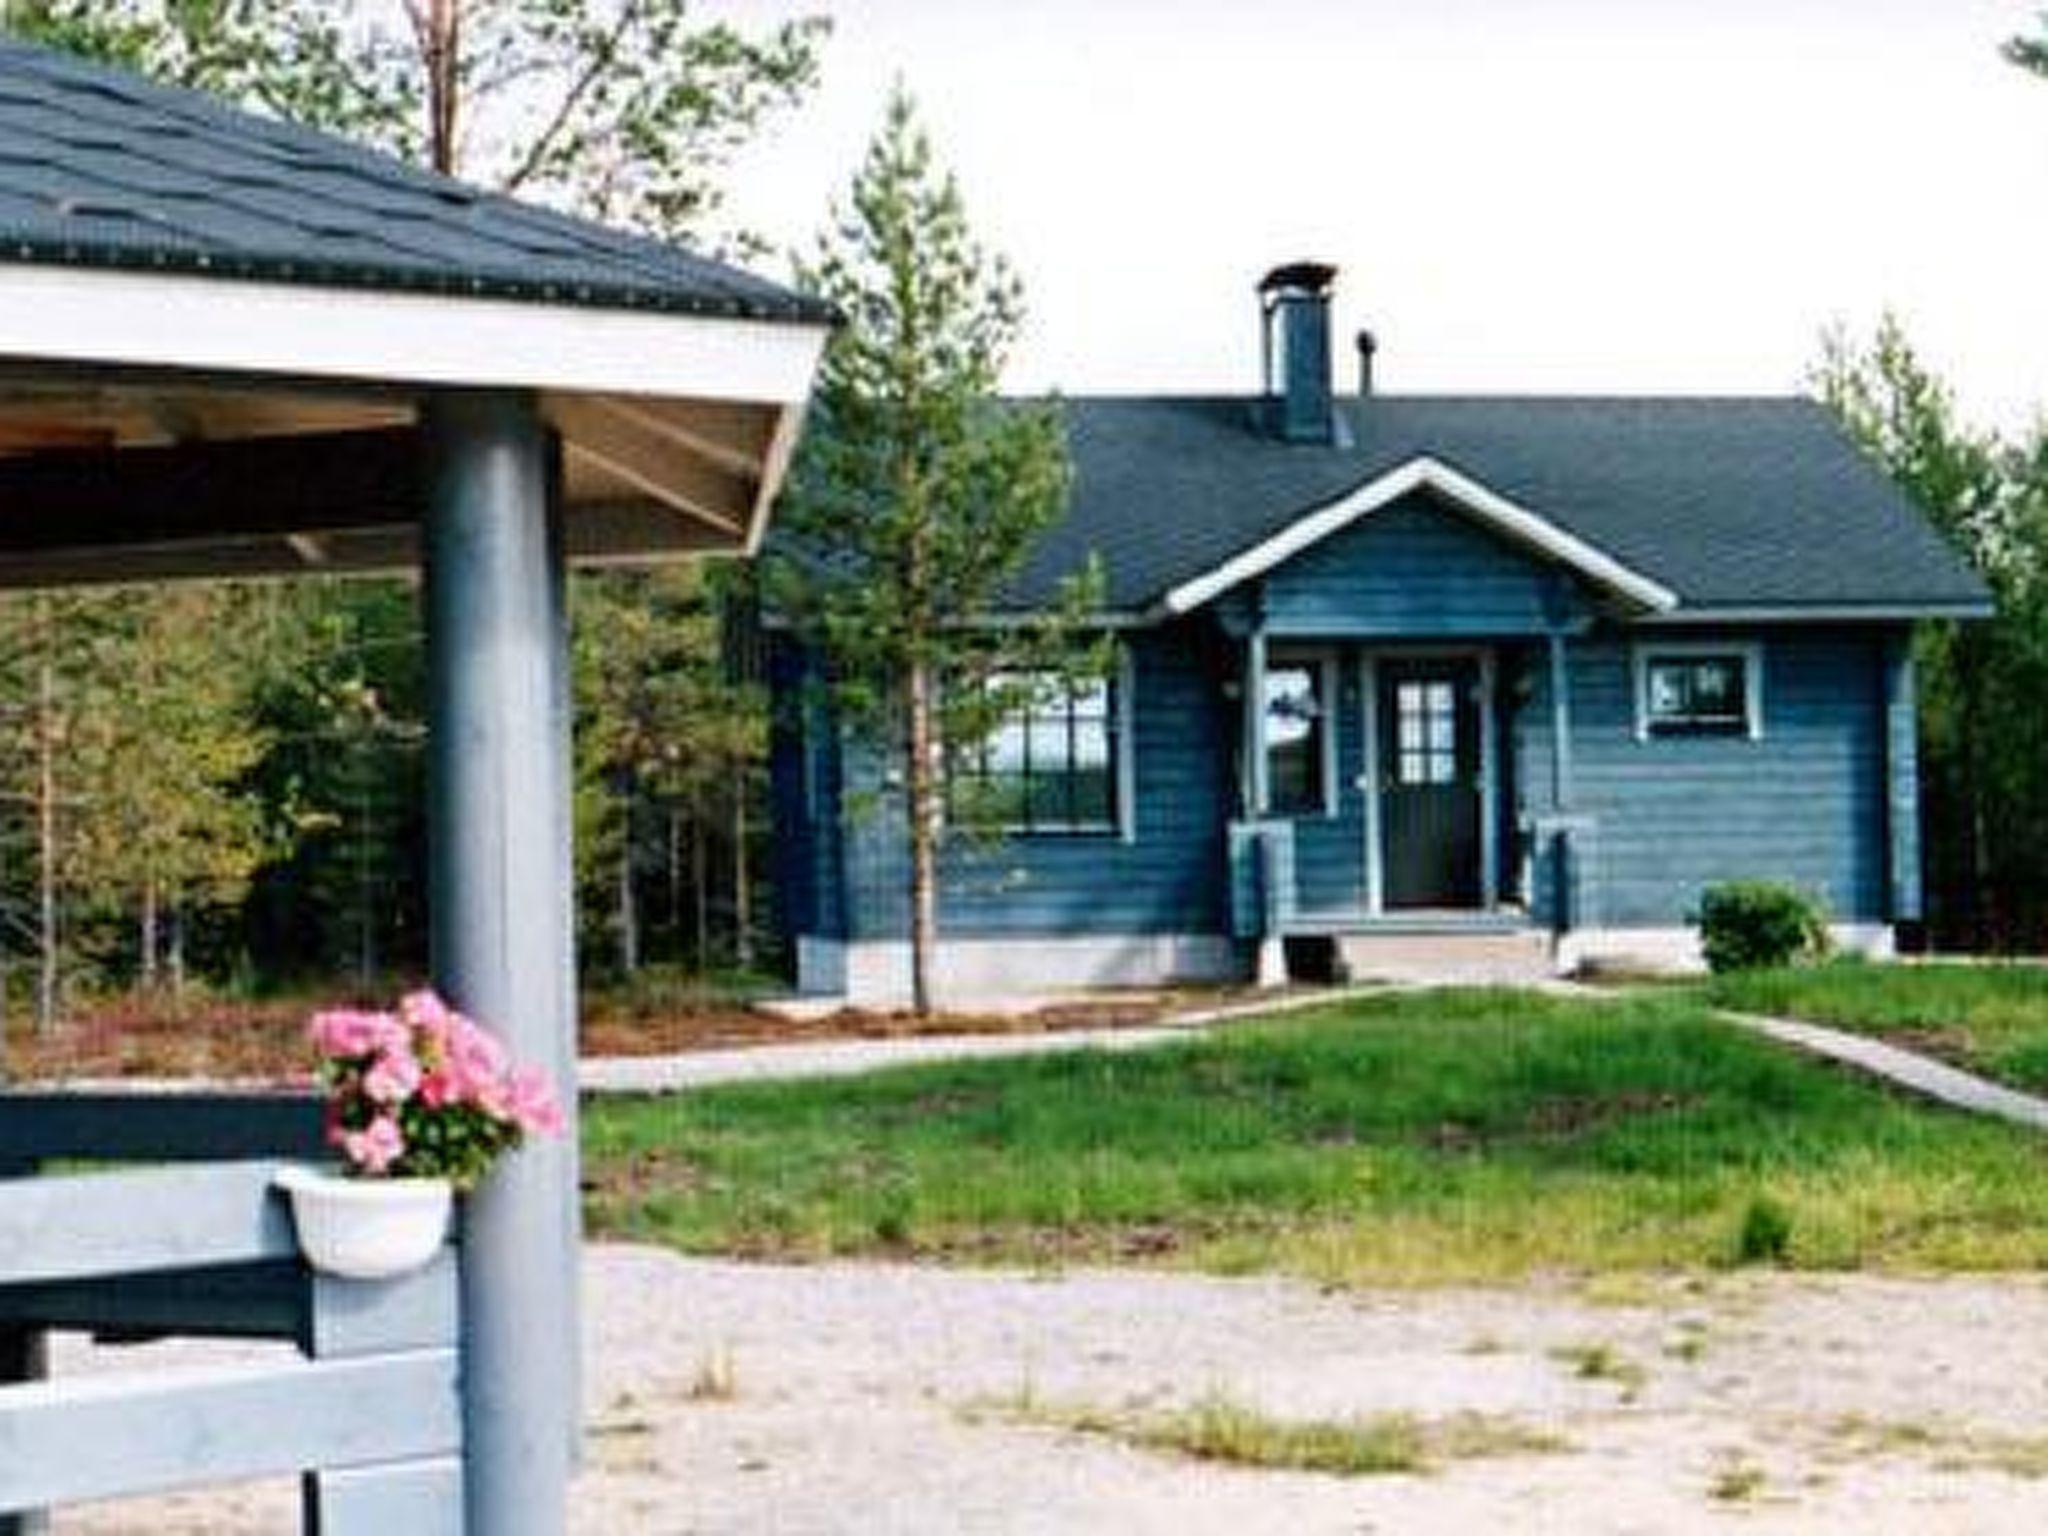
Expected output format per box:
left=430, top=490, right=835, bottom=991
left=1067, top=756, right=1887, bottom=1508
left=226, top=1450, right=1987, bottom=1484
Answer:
left=0, top=1092, right=462, bottom=1534
left=1227, top=819, right=1298, bottom=940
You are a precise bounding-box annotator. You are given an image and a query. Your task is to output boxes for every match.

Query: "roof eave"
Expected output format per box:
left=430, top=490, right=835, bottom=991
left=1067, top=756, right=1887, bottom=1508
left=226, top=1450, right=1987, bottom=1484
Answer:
left=0, top=262, right=831, bottom=405
left=1638, top=600, right=1996, bottom=625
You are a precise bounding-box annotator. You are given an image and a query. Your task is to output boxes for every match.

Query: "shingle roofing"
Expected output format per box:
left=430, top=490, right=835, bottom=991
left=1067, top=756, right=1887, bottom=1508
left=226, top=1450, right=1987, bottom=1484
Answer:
left=0, top=35, right=830, bottom=324
left=1006, top=394, right=1990, bottom=617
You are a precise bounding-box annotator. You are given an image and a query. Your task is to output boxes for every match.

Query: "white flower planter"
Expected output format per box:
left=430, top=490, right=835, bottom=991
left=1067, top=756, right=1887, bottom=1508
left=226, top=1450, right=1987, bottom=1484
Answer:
left=275, top=1165, right=452, bottom=1280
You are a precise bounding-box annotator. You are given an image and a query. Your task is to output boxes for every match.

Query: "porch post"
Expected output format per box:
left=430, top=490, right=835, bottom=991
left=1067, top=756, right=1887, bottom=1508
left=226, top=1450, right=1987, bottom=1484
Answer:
left=422, top=391, right=577, bottom=1536
left=1546, top=629, right=1573, bottom=809
left=1242, top=621, right=1285, bottom=983
left=1545, top=627, right=1579, bottom=942
left=1881, top=633, right=1922, bottom=925
left=1478, top=649, right=1500, bottom=908
left=1243, top=626, right=1269, bottom=818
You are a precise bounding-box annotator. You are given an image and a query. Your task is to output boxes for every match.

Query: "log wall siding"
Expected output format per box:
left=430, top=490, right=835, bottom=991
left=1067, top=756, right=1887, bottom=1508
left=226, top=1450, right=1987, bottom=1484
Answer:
left=1517, top=626, right=1900, bottom=928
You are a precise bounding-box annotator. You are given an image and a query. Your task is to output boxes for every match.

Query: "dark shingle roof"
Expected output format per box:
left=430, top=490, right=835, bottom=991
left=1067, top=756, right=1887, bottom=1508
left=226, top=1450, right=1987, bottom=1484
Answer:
left=0, top=36, right=830, bottom=323
left=1007, top=394, right=1990, bottom=617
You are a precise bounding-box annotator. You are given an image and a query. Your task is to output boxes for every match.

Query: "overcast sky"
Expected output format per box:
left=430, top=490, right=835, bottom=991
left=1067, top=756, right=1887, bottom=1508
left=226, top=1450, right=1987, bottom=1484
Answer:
left=712, top=0, right=2048, bottom=433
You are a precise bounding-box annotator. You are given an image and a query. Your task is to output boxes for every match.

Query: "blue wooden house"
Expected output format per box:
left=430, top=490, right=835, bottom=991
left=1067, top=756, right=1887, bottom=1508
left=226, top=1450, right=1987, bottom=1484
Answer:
left=771, top=264, right=1988, bottom=1002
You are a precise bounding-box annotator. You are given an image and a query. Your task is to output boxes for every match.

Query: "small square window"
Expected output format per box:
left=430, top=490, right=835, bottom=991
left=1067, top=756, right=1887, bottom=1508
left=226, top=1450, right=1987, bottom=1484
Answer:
left=1639, top=649, right=1758, bottom=738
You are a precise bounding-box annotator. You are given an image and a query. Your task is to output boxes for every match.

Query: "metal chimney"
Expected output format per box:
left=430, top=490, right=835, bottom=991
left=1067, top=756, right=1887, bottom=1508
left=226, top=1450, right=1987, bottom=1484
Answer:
left=1257, top=262, right=1338, bottom=443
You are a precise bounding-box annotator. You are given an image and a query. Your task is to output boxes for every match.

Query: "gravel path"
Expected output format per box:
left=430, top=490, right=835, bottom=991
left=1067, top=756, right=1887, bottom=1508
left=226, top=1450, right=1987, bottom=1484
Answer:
left=60, top=1245, right=2048, bottom=1534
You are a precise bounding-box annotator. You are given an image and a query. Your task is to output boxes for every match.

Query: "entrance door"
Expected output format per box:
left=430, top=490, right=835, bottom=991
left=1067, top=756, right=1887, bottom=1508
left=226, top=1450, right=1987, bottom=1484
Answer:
left=1379, top=658, right=1482, bottom=908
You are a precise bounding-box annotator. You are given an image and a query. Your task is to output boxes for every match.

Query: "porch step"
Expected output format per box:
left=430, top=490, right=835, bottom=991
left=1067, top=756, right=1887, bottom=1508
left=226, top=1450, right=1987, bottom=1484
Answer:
left=1327, top=928, right=1556, bottom=985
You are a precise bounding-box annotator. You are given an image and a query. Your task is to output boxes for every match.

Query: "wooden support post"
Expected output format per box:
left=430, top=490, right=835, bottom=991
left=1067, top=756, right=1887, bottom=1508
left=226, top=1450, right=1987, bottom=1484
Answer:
left=301, top=1253, right=463, bottom=1535
left=1546, top=629, right=1573, bottom=811
left=1244, top=627, right=1269, bottom=819
left=0, top=1322, right=48, bottom=1536
left=1882, top=634, right=1922, bottom=925
left=1546, top=629, right=1578, bottom=941
left=422, top=392, right=577, bottom=1536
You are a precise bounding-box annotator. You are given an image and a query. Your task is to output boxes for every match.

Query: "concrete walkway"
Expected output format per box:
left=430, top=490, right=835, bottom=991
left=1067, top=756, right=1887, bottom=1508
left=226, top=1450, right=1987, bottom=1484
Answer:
left=1719, top=1008, right=2048, bottom=1133
left=577, top=985, right=1379, bottom=1093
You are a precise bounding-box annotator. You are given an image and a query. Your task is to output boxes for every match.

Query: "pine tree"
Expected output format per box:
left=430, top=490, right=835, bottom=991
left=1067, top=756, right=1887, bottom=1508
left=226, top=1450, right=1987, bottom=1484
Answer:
left=1816, top=318, right=2048, bottom=948
left=771, top=87, right=1101, bottom=1014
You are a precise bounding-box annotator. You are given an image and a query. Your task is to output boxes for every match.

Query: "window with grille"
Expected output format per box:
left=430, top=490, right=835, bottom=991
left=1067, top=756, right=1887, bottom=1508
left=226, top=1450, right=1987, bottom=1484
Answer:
left=1393, top=679, right=1461, bottom=785
left=950, top=672, right=1118, bottom=834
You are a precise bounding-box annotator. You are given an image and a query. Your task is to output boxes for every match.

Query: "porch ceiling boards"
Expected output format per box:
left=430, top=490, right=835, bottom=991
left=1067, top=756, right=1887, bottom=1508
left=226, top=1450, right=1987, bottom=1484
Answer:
left=0, top=37, right=832, bottom=585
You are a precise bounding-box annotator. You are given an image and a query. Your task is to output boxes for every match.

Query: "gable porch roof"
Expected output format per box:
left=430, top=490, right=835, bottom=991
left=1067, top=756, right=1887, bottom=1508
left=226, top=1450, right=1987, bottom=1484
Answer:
left=1157, top=453, right=1678, bottom=618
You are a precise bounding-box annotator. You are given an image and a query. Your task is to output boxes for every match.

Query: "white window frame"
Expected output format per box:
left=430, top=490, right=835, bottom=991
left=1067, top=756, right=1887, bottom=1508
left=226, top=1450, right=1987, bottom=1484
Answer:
left=1263, top=646, right=1341, bottom=819
left=1632, top=639, right=1764, bottom=743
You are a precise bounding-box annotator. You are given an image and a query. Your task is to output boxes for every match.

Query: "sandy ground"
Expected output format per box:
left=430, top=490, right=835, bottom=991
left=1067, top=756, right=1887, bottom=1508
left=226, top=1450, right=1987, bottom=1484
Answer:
left=56, top=1245, right=2048, bottom=1534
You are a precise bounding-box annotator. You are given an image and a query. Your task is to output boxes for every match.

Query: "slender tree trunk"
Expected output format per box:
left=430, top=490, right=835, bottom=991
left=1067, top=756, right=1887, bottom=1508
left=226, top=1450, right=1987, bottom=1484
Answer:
left=168, top=901, right=186, bottom=1001
left=411, top=0, right=462, bottom=174
left=667, top=806, right=683, bottom=941
left=907, top=659, right=939, bottom=1016
left=616, top=790, right=639, bottom=976
left=732, top=762, right=753, bottom=971
left=139, top=876, right=159, bottom=992
left=691, top=783, right=709, bottom=970
left=35, top=632, right=58, bottom=1034
left=355, top=748, right=377, bottom=992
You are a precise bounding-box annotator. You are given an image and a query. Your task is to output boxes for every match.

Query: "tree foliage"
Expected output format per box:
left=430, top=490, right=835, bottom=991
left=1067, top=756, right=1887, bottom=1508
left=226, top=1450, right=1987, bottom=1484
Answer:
left=2, top=0, right=827, bottom=238
left=2005, top=10, right=2048, bottom=82
left=770, top=87, right=1100, bottom=1012
left=1817, top=317, right=2048, bottom=949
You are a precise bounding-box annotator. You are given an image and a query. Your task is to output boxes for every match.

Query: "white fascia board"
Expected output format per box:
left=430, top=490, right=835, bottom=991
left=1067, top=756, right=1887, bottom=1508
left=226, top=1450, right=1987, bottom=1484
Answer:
left=1157, top=454, right=1679, bottom=617
left=0, top=264, right=830, bottom=405
left=1637, top=602, right=1995, bottom=625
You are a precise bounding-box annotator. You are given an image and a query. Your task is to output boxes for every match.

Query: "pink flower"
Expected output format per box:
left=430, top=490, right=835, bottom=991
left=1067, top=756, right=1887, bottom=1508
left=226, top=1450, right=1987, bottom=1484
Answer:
left=400, top=989, right=454, bottom=1047
left=506, top=1065, right=564, bottom=1137
left=310, top=1009, right=393, bottom=1060
left=363, top=1047, right=422, bottom=1106
left=308, top=993, right=562, bottom=1185
left=448, top=1013, right=508, bottom=1083
left=369, top=1012, right=412, bottom=1056
left=342, top=1115, right=406, bottom=1175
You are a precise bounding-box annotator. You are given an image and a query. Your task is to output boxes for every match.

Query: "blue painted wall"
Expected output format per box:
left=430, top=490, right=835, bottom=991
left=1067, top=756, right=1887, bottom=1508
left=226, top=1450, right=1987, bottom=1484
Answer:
left=772, top=622, right=1235, bottom=944
left=1516, top=627, right=1899, bottom=927
left=766, top=641, right=846, bottom=941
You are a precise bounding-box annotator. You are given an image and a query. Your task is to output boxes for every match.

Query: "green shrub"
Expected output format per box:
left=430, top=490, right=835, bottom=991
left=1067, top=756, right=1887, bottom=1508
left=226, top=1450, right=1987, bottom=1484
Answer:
left=1695, top=881, right=1829, bottom=974
left=1734, top=1194, right=1794, bottom=1265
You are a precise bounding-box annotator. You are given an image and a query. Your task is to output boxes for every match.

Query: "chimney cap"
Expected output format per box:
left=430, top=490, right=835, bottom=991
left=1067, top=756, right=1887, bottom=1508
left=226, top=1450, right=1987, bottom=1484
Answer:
left=1258, top=261, right=1338, bottom=297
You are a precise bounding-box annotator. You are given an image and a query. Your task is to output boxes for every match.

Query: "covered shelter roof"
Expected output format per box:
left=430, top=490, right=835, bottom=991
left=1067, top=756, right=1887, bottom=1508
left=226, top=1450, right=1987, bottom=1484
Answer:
left=0, top=35, right=831, bottom=586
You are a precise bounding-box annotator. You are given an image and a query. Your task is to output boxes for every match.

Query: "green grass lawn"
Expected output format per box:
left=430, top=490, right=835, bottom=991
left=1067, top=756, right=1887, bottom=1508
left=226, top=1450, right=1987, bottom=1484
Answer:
left=582, top=988, right=2048, bottom=1284
left=1706, top=959, right=2048, bottom=1095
